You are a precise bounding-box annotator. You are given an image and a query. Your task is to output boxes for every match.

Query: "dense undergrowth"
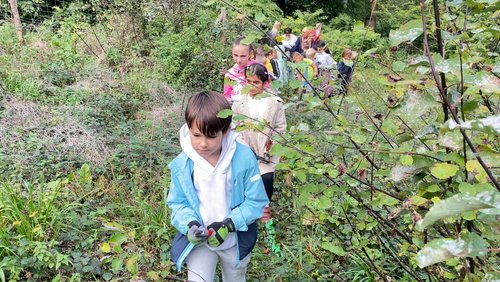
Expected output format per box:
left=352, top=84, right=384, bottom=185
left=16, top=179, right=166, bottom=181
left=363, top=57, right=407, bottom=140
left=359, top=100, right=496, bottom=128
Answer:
left=1, top=0, right=499, bottom=281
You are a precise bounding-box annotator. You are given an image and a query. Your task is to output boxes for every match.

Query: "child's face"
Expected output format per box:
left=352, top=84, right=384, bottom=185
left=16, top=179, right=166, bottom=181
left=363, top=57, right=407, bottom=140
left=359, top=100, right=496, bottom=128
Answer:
left=232, top=44, right=251, bottom=67
left=255, top=53, right=266, bottom=64
left=293, top=53, right=303, bottom=63
left=247, top=74, right=264, bottom=97
left=189, top=122, right=225, bottom=163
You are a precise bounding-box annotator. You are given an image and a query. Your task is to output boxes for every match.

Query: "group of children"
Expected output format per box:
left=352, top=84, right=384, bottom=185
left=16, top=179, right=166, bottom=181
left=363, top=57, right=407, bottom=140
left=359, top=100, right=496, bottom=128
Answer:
left=274, top=22, right=358, bottom=97
left=166, top=24, right=357, bottom=281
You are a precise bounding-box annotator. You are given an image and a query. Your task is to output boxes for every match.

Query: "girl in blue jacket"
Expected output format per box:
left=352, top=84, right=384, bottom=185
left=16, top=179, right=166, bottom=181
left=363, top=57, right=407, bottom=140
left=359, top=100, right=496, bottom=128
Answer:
left=166, top=91, right=269, bottom=281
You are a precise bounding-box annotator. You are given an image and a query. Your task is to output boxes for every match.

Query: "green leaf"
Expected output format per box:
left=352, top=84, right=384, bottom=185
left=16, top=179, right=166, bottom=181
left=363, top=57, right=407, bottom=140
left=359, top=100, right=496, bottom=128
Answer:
left=417, top=191, right=500, bottom=231
left=392, top=61, right=407, bottom=72
left=254, top=12, right=266, bottom=22
left=217, top=109, right=233, bottom=119
left=389, top=19, right=424, bottom=46
left=461, top=210, right=477, bottom=220
left=415, top=124, right=438, bottom=139
left=321, top=242, right=346, bottom=256
left=318, top=195, right=333, bottom=209
left=430, top=163, right=459, bottom=179
left=270, top=80, right=282, bottom=90
left=289, top=79, right=302, bottom=89
left=126, top=254, right=139, bottom=274
left=240, top=33, right=260, bottom=45
left=78, top=163, right=92, bottom=187
left=426, top=184, right=441, bottom=193
left=412, top=195, right=428, bottom=206
left=111, top=258, right=123, bottom=273
left=294, top=170, right=307, bottom=183
left=232, top=114, right=247, bottom=121
left=415, top=233, right=489, bottom=268
left=400, top=155, right=413, bottom=166
left=109, top=233, right=128, bottom=245
left=443, top=152, right=465, bottom=166
left=102, top=273, right=113, bottom=281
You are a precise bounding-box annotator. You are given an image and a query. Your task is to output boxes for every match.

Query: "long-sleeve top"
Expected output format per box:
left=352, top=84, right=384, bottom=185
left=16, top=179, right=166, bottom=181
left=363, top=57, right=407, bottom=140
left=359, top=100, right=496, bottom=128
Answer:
left=232, top=94, right=287, bottom=174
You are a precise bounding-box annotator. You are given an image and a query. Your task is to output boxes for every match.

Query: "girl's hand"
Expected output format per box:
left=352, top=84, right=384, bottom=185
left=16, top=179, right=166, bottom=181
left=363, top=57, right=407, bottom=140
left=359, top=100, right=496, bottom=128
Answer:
left=265, top=139, right=273, bottom=152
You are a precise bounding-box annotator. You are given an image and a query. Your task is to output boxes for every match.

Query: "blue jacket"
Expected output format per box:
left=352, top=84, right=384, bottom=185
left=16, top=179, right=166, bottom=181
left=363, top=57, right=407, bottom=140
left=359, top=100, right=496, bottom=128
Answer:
left=166, top=142, right=269, bottom=271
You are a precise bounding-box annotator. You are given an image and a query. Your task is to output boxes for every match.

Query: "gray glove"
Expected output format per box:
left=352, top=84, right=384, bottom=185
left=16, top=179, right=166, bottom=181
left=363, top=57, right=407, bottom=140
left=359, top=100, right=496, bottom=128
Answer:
left=187, top=221, right=208, bottom=245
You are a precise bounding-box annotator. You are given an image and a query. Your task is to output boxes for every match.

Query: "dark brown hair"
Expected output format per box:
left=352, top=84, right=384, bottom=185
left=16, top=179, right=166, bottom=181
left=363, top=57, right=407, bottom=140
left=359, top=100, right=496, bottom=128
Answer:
left=185, top=91, right=232, bottom=137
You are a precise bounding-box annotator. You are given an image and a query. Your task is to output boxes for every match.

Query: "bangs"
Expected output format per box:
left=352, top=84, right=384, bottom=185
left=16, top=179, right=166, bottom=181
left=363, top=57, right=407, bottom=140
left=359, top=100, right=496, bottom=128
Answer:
left=185, top=91, right=231, bottom=136
left=193, top=115, right=225, bottom=138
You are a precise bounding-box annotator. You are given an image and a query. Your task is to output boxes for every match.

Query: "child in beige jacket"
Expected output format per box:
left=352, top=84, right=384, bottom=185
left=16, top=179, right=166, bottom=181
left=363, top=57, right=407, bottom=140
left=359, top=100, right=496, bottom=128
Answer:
left=231, top=63, right=287, bottom=221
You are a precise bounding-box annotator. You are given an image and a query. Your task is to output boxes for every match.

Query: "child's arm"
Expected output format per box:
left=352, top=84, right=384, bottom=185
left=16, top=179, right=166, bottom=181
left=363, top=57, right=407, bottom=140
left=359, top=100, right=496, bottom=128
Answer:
left=166, top=174, right=199, bottom=235
left=274, top=103, right=287, bottom=134
left=227, top=155, right=269, bottom=230
left=312, top=62, right=319, bottom=77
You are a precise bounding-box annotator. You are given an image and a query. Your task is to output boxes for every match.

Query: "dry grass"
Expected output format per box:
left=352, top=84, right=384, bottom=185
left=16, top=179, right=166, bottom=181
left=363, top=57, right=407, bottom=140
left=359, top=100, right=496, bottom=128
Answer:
left=0, top=95, right=111, bottom=166
left=135, top=80, right=185, bottom=126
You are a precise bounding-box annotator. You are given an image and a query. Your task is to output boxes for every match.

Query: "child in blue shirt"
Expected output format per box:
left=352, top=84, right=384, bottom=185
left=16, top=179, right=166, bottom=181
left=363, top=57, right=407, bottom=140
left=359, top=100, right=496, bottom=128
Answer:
left=166, top=91, right=269, bottom=281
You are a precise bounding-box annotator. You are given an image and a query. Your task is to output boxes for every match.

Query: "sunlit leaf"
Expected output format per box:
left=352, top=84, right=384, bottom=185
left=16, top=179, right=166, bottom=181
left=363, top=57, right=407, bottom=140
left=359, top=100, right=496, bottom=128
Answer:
left=240, top=33, right=260, bottom=45
left=466, top=160, right=488, bottom=183
left=389, top=19, right=423, bottom=46
left=446, top=115, right=500, bottom=135
left=426, top=184, right=441, bottom=193
left=438, top=130, right=462, bottom=150
left=294, top=170, right=307, bottom=183
left=390, top=165, right=417, bottom=182
left=396, top=88, right=437, bottom=125
left=464, top=71, right=500, bottom=93
left=400, top=155, right=414, bottom=166
left=415, top=233, right=489, bottom=268
left=430, top=163, right=459, bottom=179
left=412, top=195, right=428, bottom=206
left=417, top=191, right=500, bottom=230
left=100, top=242, right=111, bottom=253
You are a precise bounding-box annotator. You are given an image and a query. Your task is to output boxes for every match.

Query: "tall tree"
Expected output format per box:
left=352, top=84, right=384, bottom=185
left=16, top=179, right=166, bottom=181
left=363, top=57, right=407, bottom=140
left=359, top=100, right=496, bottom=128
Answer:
left=8, top=0, right=24, bottom=44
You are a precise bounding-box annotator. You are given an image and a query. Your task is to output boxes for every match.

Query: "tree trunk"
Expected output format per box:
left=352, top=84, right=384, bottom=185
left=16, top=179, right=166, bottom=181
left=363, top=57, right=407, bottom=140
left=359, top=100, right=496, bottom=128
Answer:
left=366, top=0, right=377, bottom=29
left=8, top=0, right=24, bottom=44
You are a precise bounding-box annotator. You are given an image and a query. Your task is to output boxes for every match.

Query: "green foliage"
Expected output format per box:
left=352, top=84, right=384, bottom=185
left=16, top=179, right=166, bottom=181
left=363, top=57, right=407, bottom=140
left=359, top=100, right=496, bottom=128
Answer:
left=375, top=0, right=421, bottom=37
left=1, top=0, right=499, bottom=280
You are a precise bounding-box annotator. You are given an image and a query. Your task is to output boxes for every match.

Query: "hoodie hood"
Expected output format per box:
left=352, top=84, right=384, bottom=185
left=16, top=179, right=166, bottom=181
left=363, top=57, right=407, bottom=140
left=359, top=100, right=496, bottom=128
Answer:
left=179, top=123, right=238, bottom=173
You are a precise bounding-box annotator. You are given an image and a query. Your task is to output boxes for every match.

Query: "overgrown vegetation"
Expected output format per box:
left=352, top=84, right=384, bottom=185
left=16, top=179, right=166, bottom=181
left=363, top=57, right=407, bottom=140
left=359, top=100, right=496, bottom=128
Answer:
left=0, top=0, right=498, bottom=281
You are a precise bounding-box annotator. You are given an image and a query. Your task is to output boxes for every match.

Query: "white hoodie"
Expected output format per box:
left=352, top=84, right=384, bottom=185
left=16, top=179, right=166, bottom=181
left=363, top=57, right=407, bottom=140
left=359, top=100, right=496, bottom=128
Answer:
left=179, top=124, right=238, bottom=250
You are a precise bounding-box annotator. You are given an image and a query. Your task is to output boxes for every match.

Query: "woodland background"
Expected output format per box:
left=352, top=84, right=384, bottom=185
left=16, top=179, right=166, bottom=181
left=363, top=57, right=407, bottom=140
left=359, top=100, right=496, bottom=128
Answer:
left=0, top=0, right=499, bottom=281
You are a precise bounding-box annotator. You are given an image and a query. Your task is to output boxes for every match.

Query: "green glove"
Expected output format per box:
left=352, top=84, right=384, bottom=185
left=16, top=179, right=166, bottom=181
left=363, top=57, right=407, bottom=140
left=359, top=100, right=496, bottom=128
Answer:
left=187, top=221, right=208, bottom=245
left=207, top=218, right=235, bottom=247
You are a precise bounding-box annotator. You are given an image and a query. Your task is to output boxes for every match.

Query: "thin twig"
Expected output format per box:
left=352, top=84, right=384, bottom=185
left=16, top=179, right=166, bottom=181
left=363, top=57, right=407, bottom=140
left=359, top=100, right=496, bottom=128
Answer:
left=420, top=0, right=500, bottom=190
